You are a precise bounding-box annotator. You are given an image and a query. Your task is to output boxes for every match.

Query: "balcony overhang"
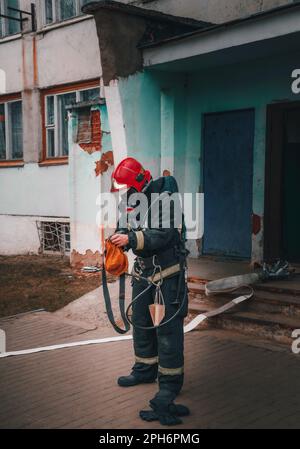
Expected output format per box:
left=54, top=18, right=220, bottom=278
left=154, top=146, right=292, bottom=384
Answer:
left=82, top=0, right=213, bottom=85
left=141, top=2, right=300, bottom=71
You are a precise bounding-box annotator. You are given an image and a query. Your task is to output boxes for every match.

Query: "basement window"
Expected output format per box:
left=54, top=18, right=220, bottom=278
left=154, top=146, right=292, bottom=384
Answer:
left=37, top=221, right=71, bottom=256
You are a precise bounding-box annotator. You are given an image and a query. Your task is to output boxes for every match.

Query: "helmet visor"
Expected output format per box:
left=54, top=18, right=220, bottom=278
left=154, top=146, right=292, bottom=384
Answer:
left=112, top=179, right=129, bottom=191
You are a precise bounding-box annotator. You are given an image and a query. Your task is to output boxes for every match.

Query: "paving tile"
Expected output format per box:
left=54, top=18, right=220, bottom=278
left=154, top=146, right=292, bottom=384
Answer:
left=1, top=314, right=300, bottom=429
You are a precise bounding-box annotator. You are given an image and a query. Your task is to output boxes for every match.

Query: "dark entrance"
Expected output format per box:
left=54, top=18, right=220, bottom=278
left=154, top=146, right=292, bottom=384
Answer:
left=264, top=102, right=300, bottom=263
left=203, top=109, right=254, bottom=259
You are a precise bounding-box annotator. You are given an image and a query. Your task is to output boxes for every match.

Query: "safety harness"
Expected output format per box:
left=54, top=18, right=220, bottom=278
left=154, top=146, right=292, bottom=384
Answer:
left=102, top=244, right=188, bottom=334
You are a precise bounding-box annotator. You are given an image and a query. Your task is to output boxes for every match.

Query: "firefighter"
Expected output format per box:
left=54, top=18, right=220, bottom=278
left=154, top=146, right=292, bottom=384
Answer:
left=110, top=157, right=189, bottom=426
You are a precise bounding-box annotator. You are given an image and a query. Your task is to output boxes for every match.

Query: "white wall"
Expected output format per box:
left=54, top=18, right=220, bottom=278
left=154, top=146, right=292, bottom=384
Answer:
left=0, top=163, right=69, bottom=255
left=37, top=17, right=101, bottom=88
left=0, top=163, right=69, bottom=216
left=69, top=139, right=102, bottom=256
left=0, top=37, right=22, bottom=94
left=0, top=215, right=41, bottom=255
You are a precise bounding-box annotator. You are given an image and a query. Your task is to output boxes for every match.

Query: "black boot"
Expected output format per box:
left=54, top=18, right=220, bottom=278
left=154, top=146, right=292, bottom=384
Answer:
left=140, top=390, right=190, bottom=426
left=140, top=404, right=190, bottom=423
left=118, top=374, right=156, bottom=387
left=118, top=362, right=158, bottom=387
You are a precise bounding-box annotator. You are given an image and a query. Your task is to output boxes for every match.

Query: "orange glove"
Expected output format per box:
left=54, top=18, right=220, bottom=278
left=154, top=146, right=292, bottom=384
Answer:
left=105, top=240, right=129, bottom=277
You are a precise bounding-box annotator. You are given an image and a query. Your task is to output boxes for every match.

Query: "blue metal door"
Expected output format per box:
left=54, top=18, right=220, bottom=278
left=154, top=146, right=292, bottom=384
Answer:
left=203, top=110, right=254, bottom=258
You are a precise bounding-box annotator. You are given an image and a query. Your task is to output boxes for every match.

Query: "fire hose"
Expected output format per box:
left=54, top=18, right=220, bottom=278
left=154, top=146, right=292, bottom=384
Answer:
left=101, top=251, right=293, bottom=335
left=0, top=262, right=292, bottom=358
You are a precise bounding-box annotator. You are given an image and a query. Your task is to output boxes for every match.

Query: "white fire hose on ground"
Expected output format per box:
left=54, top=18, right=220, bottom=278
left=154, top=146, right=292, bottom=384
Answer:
left=0, top=262, right=292, bottom=359
left=184, top=273, right=260, bottom=333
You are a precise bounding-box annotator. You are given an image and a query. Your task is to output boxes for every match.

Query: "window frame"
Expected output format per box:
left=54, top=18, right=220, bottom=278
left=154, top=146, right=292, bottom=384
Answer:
left=0, top=0, right=21, bottom=38
left=42, top=0, right=88, bottom=26
left=0, top=92, right=23, bottom=167
left=40, top=79, right=100, bottom=165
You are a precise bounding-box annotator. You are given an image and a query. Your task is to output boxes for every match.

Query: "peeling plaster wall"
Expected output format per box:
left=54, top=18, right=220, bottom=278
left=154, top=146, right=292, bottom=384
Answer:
left=116, top=48, right=300, bottom=262
left=127, top=0, right=295, bottom=23
left=69, top=104, right=113, bottom=268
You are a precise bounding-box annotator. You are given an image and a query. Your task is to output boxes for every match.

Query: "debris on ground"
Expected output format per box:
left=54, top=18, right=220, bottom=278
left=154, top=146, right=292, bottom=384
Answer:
left=0, top=255, right=105, bottom=318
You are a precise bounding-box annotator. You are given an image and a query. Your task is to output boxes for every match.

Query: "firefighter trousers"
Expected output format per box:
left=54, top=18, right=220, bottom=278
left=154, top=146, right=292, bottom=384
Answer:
left=131, top=272, right=187, bottom=396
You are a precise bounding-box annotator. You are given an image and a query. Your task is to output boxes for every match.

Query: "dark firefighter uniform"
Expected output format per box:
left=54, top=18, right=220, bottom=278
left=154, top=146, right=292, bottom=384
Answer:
left=118, top=175, right=188, bottom=399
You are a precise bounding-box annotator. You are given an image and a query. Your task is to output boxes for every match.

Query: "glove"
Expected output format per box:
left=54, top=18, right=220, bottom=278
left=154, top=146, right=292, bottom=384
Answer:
left=139, top=390, right=190, bottom=426
left=140, top=404, right=190, bottom=425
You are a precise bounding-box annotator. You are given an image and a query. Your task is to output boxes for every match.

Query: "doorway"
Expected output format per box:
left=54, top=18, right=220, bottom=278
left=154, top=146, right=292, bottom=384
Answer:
left=203, top=109, right=254, bottom=259
left=265, top=102, right=300, bottom=263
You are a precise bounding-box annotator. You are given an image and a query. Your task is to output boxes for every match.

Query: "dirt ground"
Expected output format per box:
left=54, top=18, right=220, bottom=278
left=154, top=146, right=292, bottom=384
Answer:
left=0, top=255, right=102, bottom=319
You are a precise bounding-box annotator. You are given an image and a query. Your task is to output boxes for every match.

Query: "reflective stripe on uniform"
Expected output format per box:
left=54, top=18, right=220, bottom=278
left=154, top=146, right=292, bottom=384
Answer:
left=135, top=356, right=158, bottom=365
left=132, top=263, right=181, bottom=283
left=135, top=231, right=145, bottom=250
left=150, top=264, right=181, bottom=283
left=158, top=365, right=184, bottom=376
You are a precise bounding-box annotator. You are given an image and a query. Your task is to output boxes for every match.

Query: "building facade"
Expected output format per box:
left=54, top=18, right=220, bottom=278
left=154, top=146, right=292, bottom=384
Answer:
left=0, top=0, right=299, bottom=266
left=85, top=0, right=300, bottom=263
left=0, top=0, right=102, bottom=265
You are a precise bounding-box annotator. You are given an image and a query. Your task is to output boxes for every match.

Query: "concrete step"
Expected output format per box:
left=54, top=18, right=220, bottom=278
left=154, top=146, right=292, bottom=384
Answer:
left=208, top=311, right=299, bottom=346
left=188, top=280, right=300, bottom=319
left=189, top=299, right=299, bottom=346
left=188, top=276, right=300, bottom=345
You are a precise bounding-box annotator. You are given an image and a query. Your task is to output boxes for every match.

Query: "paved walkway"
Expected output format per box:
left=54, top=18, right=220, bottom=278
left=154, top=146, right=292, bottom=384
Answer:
left=0, top=311, right=300, bottom=429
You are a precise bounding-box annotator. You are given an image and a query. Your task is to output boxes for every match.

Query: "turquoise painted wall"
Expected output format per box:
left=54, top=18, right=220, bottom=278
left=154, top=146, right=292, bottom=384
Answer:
left=186, top=51, right=300, bottom=216
left=119, top=71, right=188, bottom=191
left=118, top=49, right=300, bottom=259
left=100, top=103, right=113, bottom=152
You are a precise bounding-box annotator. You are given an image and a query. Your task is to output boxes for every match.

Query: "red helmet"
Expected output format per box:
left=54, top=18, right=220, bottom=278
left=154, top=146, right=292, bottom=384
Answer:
left=112, top=157, right=151, bottom=193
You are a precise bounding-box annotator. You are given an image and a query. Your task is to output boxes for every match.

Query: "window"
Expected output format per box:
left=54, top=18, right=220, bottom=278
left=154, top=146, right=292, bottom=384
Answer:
left=0, top=0, right=21, bottom=38
left=0, top=97, right=23, bottom=161
left=43, top=0, right=90, bottom=25
left=37, top=221, right=71, bottom=255
left=43, top=85, right=100, bottom=159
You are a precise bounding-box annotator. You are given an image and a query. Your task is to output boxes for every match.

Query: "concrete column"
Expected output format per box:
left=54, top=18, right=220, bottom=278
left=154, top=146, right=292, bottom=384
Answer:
left=160, top=89, right=175, bottom=176
left=104, top=79, right=128, bottom=165
left=21, top=33, right=41, bottom=163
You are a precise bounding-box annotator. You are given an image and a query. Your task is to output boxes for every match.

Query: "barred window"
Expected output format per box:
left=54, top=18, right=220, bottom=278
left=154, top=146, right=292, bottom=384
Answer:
left=37, top=221, right=71, bottom=255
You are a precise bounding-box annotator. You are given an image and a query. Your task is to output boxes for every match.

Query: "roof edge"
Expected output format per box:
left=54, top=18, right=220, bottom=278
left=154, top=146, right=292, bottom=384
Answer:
left=82, top=0, right=213, bottom=29
left=139, top=1, right=300, bottom=49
